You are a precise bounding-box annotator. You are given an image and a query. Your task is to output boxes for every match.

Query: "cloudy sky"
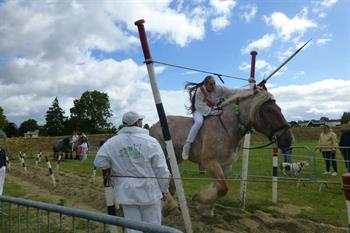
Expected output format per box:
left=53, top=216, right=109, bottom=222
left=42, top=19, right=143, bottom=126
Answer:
left=0, top=0, right=349, bottom=127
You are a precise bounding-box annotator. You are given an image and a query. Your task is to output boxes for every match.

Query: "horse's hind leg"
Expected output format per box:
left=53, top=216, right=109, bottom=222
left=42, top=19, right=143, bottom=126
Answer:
left=193, top=159, right=228, bottom=203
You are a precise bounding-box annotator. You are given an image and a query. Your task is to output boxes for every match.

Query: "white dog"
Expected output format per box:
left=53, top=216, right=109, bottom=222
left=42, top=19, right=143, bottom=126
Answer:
left=280, top=161, right=309, bottom=176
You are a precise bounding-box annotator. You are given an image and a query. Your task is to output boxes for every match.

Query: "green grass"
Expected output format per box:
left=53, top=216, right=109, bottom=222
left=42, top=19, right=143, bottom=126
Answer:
left=2, top=131, right=349, bottom=228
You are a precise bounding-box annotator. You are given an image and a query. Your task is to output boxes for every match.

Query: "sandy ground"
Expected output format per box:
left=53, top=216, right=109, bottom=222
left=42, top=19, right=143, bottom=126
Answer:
left=5, top=163, right=348, bottom=233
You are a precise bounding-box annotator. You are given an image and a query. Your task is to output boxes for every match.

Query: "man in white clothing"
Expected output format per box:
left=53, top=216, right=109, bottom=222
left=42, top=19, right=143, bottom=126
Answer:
left=94, top=111, right=170, bottom=233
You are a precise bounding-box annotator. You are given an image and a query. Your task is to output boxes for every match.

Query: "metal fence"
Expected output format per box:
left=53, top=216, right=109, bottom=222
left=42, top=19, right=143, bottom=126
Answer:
left=0, top=195, right=182, bottom=233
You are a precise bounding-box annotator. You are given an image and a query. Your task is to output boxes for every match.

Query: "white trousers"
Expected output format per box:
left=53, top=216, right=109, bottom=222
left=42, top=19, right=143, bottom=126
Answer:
left=122, top=201, right=162, bottom=233
left=0, top=166, right=6, bottom=195
left=186, top=111, right=204, bottom=143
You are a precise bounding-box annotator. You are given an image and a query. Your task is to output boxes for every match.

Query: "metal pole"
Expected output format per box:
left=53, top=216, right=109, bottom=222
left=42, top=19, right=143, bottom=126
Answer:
left=239, top=51, right=257, bottom=209
left=134, top=19, right=192, bottom=233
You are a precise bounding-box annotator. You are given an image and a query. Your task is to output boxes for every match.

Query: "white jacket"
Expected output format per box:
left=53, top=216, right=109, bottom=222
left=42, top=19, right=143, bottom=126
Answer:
left=94, top=126, right=170, bottom=205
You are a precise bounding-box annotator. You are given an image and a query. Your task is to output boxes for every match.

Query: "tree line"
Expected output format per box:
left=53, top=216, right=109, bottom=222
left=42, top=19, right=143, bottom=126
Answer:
left=0, top=90, right=116, bottom=137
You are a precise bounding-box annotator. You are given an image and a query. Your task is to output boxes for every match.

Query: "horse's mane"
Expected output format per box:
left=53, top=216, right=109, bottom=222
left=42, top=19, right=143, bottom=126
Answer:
left=220, top=89, right=273, bottom=124
left=249, top=91, right=273, bottom=123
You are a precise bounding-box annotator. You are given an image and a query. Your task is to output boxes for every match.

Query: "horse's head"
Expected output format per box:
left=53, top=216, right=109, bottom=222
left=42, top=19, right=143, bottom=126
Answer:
left=226, top=89, right=292, bottom=150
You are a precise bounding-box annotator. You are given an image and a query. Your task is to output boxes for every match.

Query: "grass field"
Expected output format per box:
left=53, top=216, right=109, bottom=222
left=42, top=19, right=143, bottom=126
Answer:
left=0, top=126, right=349, bottom=229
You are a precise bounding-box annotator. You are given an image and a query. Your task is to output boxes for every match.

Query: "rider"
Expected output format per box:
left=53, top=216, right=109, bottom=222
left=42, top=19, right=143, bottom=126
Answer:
left=182, top=75, right=237, bottom=160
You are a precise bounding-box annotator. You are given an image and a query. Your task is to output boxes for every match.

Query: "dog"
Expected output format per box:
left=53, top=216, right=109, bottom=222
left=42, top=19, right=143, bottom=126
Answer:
left=280, top=161, right=309, bottom=176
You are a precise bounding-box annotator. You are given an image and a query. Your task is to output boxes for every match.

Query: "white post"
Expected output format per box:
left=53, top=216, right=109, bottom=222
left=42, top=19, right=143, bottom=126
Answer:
left=272, top=147, right=278, bottom=203
left=239, top=51, right=257, bottom=209
left=135, top=19, right=192, bottom=233
left=45, top=156, right=56, bottom=188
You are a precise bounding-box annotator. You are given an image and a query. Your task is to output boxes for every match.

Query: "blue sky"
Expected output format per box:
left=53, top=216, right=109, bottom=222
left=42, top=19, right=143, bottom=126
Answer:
left=0, top=0, right=349, bottom=126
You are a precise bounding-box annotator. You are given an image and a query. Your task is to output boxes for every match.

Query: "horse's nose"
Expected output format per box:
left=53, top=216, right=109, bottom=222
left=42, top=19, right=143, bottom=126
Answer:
left=277, top=130, right=293, bottom=149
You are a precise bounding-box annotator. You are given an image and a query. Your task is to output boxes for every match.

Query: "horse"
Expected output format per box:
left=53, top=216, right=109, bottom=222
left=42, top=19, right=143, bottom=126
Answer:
left=149, top=89, right=293, bottom=214
left=53, top=138, right=71, bottom=159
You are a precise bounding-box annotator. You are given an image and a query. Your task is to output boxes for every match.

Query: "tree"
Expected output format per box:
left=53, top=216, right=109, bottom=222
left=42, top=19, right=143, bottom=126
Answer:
left=3, top=122, right=18, bottom=138
left=70, top=90, right=113, bottom=133
left=320, top=116, right=329, bottom=123
left=45, top=97, right=67, bottom=136
left=19, top=119, right=39, bottom=136
left=0, top=106, right=7, bottom=130
left=341, top=112, right=350, bottom=124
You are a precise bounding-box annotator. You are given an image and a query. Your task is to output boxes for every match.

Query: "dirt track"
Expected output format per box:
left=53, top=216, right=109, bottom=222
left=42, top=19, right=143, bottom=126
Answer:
left=6, top=163, right=348, bottom=233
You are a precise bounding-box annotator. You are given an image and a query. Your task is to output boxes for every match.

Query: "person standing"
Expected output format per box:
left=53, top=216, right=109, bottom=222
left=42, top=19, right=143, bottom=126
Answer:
left=319, top=124, right=338, bottom=176
left=94, top=111, right=170, bottom=233
left=339, top=121, right=350, bottom=172
left=0, top=148, right=7, bottom=195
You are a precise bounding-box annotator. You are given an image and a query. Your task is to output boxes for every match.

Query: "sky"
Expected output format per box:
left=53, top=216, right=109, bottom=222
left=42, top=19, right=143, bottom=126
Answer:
left=0, top=0, right=349, bottom=127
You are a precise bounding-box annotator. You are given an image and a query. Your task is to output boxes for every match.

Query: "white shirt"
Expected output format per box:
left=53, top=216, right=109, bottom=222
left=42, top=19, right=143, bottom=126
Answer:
left=94, top=126, right=170, bottom=205
left=195, top=85, right=232, bottom=116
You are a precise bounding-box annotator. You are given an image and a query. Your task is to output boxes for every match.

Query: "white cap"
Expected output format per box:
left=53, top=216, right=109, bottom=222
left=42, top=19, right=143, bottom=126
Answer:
left=122, top=111, right=145, bottom=126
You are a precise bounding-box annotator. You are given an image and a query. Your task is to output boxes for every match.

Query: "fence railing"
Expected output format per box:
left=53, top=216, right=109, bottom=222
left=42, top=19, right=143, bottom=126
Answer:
left=0, top=195, right=182, bottom=233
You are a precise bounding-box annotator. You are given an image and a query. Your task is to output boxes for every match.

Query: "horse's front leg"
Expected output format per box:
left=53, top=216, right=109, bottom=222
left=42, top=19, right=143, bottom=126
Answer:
left=193, top=159, right=228, bottom=203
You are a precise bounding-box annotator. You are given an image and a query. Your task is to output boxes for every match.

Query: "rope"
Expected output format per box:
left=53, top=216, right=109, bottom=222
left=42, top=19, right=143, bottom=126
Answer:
left=147, top=59, right=249, bottom=82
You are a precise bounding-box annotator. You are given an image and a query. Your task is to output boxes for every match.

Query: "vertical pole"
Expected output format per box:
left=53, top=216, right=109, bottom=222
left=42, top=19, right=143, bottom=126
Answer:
left=134, top=19, right=193, bottom=233
left=272, top=146, right=279, bottom=203
left=342, top=173, right=350, bottom=230
left=92, top=166, right=96, bottom=183
left=20, top=152, right=27, bottom=174
left=239, top=51, right=257, bottom=209
left=45, top=156, right=56, bottom=188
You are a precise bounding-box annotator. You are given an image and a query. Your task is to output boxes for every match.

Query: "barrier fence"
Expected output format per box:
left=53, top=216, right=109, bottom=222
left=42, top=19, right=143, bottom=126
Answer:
left=0, top=195, right=182, bottom=233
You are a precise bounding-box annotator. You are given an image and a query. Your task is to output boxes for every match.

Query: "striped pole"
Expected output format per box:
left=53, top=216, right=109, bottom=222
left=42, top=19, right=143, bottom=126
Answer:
left=135, top=19, right=192, bottom=233
left=5, top=151, right=10, bottom=170
left=102, top=169, right=116, bottom=216
left=45, top=156, right=56, bottom=187
left=92, top=166, right=96, bottom=183
left=240, top=51, right=257, bottom=209
left=342, top=173, right=350, bottom=230
left=56, top=155, right=62, bottom=171
left=36, top=151, right=42, bottom=166
left=19, top=152, right=27, bottom=173
left=272, top=147, right=279, bottom=203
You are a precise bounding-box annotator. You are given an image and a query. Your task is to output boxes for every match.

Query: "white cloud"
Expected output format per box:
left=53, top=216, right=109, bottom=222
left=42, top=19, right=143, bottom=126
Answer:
left=239, top=4, right=257, bottom=22
left=264, top=8, right=317, bottom=41
left=316, top=33, right=333, bottom=45
left=270, top=79, right=350, bottom=121
left=210, top=0, right=236, bottom=31
left=241, top=34, right=275, bottom=54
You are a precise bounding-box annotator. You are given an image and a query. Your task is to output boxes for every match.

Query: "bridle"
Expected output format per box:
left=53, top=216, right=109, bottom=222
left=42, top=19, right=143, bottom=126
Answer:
left=219, top=93, right=290, bottom=150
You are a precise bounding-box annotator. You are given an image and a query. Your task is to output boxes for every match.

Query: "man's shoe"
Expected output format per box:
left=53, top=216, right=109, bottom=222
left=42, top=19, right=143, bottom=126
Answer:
left=331, top=172, right=337, bottom=176
left=322, top=171, right=330, bottom=175
left=182, top=143, right=191, bottom=160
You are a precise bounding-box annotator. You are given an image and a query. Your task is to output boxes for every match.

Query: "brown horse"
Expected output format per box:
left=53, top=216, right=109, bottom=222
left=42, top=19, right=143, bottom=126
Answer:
left=149, top=89, right=292, bottom=211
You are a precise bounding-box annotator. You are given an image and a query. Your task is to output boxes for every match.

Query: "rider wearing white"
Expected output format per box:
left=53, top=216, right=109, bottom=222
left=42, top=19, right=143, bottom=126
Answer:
left=182, top=75, right=235, bottom=160
left=94, top=111, right=170, bottom=233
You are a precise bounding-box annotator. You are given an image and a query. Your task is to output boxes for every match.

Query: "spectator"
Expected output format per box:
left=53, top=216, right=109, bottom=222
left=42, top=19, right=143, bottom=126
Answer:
left=319, top=124, right=338, bottom=176
left=94, top=111, right=170, bottom=233
left=339, top=121, right=350, bottom=172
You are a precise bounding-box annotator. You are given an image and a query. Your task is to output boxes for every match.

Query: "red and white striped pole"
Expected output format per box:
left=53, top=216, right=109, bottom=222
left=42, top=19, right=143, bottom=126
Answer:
left=19, top=152, right=27, bottom=173
left=240, top=51, right=257, bottom=209
left=272, top=147, right=279, bottom=203
left=45, top=156, right=56, bottom=187
left=135, top=19, right=192, bottom=233
left=342, top=173, right=350, bottom=230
